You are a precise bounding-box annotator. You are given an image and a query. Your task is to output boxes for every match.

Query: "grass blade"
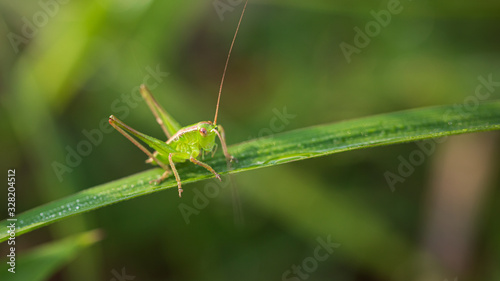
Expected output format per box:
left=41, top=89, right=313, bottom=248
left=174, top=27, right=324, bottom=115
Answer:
left=0, top=230, right=102, bottom=280
left=1, top=101, right=500, bottom=242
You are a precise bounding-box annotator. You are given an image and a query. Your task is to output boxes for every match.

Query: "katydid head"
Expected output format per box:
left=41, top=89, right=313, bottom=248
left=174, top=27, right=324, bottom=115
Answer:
left=213, top=0, right=248, bottom=125
left=196, top=121, right=217, bottom=150
left=197, top=122, right=214, bottom=137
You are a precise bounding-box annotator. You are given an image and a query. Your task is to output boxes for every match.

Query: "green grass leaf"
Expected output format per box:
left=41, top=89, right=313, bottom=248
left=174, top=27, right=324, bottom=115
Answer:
left=0, top=230, right=102, bottom=280
left=1, top=101, right=500, bottom=242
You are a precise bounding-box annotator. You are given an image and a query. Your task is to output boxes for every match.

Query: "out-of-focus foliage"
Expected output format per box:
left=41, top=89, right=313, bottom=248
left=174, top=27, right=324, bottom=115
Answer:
left=1, top=0, right=499, bottom=280
left=0, top=230, right=102, bottom=281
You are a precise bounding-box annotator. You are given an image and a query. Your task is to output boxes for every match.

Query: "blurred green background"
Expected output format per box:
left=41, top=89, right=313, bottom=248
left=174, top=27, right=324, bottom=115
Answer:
left=1, top=0, right=500, bottom=280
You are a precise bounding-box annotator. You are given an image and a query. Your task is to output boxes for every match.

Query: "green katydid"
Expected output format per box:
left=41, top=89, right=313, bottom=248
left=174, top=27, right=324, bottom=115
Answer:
left=109, top=1, right=248, bottom=197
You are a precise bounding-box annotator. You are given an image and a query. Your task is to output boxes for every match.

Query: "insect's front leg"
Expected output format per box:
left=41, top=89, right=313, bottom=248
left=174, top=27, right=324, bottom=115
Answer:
left=211, top=143, right=218, bottom=158
left=168, top=153, right=183, bottom=197
left=189, top=156, right=222, bottom=181
left=214, top=125, right=237, bottom=163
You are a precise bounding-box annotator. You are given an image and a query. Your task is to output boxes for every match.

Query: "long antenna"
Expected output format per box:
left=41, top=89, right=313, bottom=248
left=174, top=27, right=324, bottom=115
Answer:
left=214, top=0, right=248, bottom=125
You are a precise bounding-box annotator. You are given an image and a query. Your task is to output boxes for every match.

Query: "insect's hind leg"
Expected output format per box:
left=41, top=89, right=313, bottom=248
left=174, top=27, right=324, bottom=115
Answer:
left=109, top=115, right=173, bottom=186
left=140, top=85, right=181, bottom=139
left=189, top=156, right=222, bottom=181
left=109, top=115, right=170, bottom=171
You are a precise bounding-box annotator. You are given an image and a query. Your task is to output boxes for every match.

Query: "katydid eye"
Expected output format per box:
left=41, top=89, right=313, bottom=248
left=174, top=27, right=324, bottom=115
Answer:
left=199, top=128, right=207, bottom=136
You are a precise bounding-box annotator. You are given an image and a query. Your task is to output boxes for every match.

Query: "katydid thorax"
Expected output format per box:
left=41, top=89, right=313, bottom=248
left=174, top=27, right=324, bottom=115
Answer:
left=109, top=1, right=248, bottom=197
